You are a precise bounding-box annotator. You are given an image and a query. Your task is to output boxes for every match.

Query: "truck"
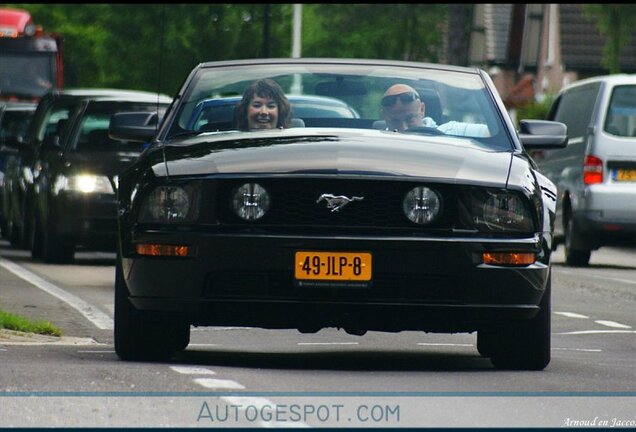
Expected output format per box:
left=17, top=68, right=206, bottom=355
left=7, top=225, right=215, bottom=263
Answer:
left=0, top=7, right=63, bottom=102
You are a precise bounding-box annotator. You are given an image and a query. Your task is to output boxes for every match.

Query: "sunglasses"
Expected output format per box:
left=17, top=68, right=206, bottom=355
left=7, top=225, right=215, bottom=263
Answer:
left=381, top=91, right=420, bottom=107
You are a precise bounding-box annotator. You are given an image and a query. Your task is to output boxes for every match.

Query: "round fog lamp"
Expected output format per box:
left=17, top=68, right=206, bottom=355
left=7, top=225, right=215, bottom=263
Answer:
left=232, top=183, right=271, bottom=221
left=403, top=186, right=441, bottom=224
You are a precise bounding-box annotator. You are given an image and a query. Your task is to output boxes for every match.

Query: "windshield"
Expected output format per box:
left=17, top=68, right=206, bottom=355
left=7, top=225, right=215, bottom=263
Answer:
left=604, top=85, right=636, bottom=138
left=166, top=62, right=509, bottom=150
left=69, top=101, right=169, bottom=153
left=0, top=108, right=35, bottom=145
left=0, top=53, right=56, bottom=98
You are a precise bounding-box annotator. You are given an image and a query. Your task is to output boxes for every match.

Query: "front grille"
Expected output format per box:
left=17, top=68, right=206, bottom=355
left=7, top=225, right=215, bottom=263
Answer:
left=217, top=178, right=457, bottom=229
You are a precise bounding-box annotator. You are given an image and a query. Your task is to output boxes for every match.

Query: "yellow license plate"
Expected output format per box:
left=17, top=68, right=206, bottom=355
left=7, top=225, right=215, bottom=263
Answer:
left=615, top=169, right=636, bottom=182
left=295, top=251, right=372, bottom=281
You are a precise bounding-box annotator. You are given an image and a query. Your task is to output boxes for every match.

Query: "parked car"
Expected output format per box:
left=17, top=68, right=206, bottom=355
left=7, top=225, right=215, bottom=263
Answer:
left=110, top=58, right=567, bottom=370
left=25, top=91, right=172, bottom=263
left=534, top=74, right=636, bottom=266
left=0, top=101, right=36, bottom=237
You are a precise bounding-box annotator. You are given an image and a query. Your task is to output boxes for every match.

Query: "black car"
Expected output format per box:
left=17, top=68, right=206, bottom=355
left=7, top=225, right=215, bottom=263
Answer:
left=27, top=91, right=172, bottom=263
left=0, top=101, right=37, bottom=237
left=110, top=58, right=567, bottom=370
left=3, top=89, right=171, bottom=249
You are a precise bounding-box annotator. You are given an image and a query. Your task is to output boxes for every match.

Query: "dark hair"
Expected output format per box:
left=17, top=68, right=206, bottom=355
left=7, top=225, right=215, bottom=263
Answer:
left=235, top=79, right=291, bottom=130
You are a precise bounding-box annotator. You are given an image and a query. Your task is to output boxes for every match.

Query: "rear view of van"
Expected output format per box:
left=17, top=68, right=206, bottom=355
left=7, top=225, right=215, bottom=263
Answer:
left=533, top=75, right=636, bottom=266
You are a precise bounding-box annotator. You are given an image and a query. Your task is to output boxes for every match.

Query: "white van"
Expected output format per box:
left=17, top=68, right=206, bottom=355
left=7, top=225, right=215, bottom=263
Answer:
left=533, top=74, right=636, bottom=266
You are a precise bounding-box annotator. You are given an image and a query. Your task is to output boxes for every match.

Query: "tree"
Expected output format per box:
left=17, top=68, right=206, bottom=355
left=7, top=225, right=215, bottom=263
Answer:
left=302, top=4, right=448, bottom=62
left=9, top=4, right=449, bottom=94
left=582, top=4, right=636, bottom=74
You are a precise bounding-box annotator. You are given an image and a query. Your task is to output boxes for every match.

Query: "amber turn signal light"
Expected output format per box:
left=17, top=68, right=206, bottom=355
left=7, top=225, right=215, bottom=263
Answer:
left=136, top=243, right=190, bottom=257
left=482, top=252, right=535, bottom=266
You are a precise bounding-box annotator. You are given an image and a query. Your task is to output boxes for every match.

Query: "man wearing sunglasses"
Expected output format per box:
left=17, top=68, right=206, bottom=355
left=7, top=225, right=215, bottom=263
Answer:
left=380, top=84, right=489, bottom=137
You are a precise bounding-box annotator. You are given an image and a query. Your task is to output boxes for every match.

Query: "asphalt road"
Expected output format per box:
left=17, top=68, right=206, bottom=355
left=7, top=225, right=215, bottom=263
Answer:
left=0, top=240, right=634, bottom=427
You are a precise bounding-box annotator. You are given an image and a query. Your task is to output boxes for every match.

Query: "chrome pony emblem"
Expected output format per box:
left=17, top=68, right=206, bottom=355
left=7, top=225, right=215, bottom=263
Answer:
left=316, top=194, right=364, bottom=212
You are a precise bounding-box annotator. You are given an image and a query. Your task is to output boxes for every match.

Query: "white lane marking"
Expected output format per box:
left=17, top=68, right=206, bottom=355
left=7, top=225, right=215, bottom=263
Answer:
left=553, top=348, right=602, bottom=352
left=554, top=311, right=589, bottom=319
left=417, top=343, right=474, bottom=347
left=77, top=350, right=115, bottom=353
left=297, top=342, right=359, bottom=346
left=595, top=320, right=632, bottom=329
left=0, top=257, right=114, bottom=330
left=170, top=366, right=216, bottom=375
left=556, top=269, right=636, bottom=286
left=222, top=396, right=274, bottom=409
left=557, top=330, right=636, bottom=335
left=193, top=378, right=245, bottom=389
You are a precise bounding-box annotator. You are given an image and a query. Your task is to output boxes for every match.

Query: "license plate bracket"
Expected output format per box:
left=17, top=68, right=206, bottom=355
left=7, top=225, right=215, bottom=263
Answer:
left=294, top=251, right=372, bottom=286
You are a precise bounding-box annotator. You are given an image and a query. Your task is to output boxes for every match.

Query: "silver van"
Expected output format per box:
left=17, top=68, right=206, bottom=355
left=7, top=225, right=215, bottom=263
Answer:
left=533, top=74, right=636, bottom=266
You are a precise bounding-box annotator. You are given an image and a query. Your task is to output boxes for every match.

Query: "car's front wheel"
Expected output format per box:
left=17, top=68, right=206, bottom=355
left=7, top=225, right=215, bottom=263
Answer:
left=476, top=330, right=494, bottom=358
left=489, top=273, right=551, bottom=370
left=564, top=216, right=591, bottom=267
left=114, top=258, right=190, bottom=361
left=33, top=210, right=75, bottom=263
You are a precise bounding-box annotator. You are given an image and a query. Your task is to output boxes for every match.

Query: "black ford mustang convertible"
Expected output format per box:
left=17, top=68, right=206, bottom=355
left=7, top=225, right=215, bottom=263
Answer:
left=110, top=58, right=567, bottom=369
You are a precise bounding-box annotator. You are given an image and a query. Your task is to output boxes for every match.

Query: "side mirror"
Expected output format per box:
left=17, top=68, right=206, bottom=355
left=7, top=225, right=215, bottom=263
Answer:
left=518, top=119, right=568, bottom=149
left=109, top=112, right=159, bottom=143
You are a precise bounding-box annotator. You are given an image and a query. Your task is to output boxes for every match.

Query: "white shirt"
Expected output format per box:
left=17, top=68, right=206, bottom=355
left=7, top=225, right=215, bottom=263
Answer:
left=422, top=117, right=489, bottom=138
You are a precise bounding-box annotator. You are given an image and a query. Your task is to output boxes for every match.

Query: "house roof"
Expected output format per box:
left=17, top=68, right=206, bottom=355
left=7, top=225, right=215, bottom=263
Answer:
left=559, top=4, right=636, bottom=74
left=484, top=4, right=513, bottom=63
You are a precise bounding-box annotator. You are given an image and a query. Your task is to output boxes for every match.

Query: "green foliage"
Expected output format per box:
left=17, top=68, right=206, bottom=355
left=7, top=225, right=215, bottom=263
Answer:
left=8, top=4, right=449, bottom=96
left=514, top=95, right=555, bottom=124
left=303, top=4, right=448, bottom=61
left=582, top=5, right=636, bottom=74
left=0, top=309, right=62, bottom=336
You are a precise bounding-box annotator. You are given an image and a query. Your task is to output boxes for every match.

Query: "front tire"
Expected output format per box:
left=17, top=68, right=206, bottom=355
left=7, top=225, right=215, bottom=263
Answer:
left=37, top=213, right=75, bottom=263
left=564, top=216, right=591, bottom=267
left=114, top=258, right=190, bottom=361
left=489, top=273, right=551, bottom=370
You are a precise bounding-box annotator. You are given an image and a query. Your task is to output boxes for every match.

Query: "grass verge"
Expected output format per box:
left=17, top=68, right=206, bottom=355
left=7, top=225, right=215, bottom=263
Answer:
left=0, top=309, right=62, bottom=336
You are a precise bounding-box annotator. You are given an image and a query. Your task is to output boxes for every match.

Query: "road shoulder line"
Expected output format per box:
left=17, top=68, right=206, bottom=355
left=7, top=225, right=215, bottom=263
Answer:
left=0, top=257, right=114, bottom=330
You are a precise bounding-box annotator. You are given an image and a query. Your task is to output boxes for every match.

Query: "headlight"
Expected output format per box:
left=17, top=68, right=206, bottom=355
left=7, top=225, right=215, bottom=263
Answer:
left=403, top=186, right=441, bottom=224
left=53, top=174, right=115, bottom=195
left=138, top=184, right=199, bottom=223
left=472, top=189, right=534, bottom=232
left=231, top=182, right=270, bottom=221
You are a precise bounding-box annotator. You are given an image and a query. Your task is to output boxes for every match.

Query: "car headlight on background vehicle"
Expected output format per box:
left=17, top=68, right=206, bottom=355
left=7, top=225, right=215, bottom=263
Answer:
left=471, top=189, right=535, bottom=232
left=53, top=174, right=115, bottom=195
left=231, top=182, right=271, bottom=221
left=138, top=184, right=200, bottom=223
left=403, top=186, right=441, bottom=224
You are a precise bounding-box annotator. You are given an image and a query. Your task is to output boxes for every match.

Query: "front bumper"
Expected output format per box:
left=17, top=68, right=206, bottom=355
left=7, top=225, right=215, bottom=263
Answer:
left=54, top=192, right=118, bottom=250
left=122, top=231, right=551, bottom=333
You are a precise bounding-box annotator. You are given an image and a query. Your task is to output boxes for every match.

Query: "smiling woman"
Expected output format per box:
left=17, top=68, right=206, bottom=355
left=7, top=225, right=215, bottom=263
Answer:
left=235, top=79, right=291, bottom=131
left=110, top=58, right=568, bottom=370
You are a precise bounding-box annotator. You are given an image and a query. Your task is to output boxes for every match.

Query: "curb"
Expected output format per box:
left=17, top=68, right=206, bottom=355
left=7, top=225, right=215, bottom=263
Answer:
left=0, top=328, right=102, bottom=345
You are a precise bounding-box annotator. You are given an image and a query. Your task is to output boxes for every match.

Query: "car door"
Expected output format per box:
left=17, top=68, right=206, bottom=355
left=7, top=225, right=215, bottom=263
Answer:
left=540, top=82, right=601, bottom=237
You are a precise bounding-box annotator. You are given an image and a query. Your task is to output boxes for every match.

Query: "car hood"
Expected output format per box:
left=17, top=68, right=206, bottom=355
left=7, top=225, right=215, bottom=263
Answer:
left=158, top=128, right=513, bottom=185
left=65, top=151, right=141, bottom=177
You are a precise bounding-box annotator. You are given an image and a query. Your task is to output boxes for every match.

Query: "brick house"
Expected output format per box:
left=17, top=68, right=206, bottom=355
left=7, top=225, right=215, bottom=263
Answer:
left=462, top=4, right=636, bottom=108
